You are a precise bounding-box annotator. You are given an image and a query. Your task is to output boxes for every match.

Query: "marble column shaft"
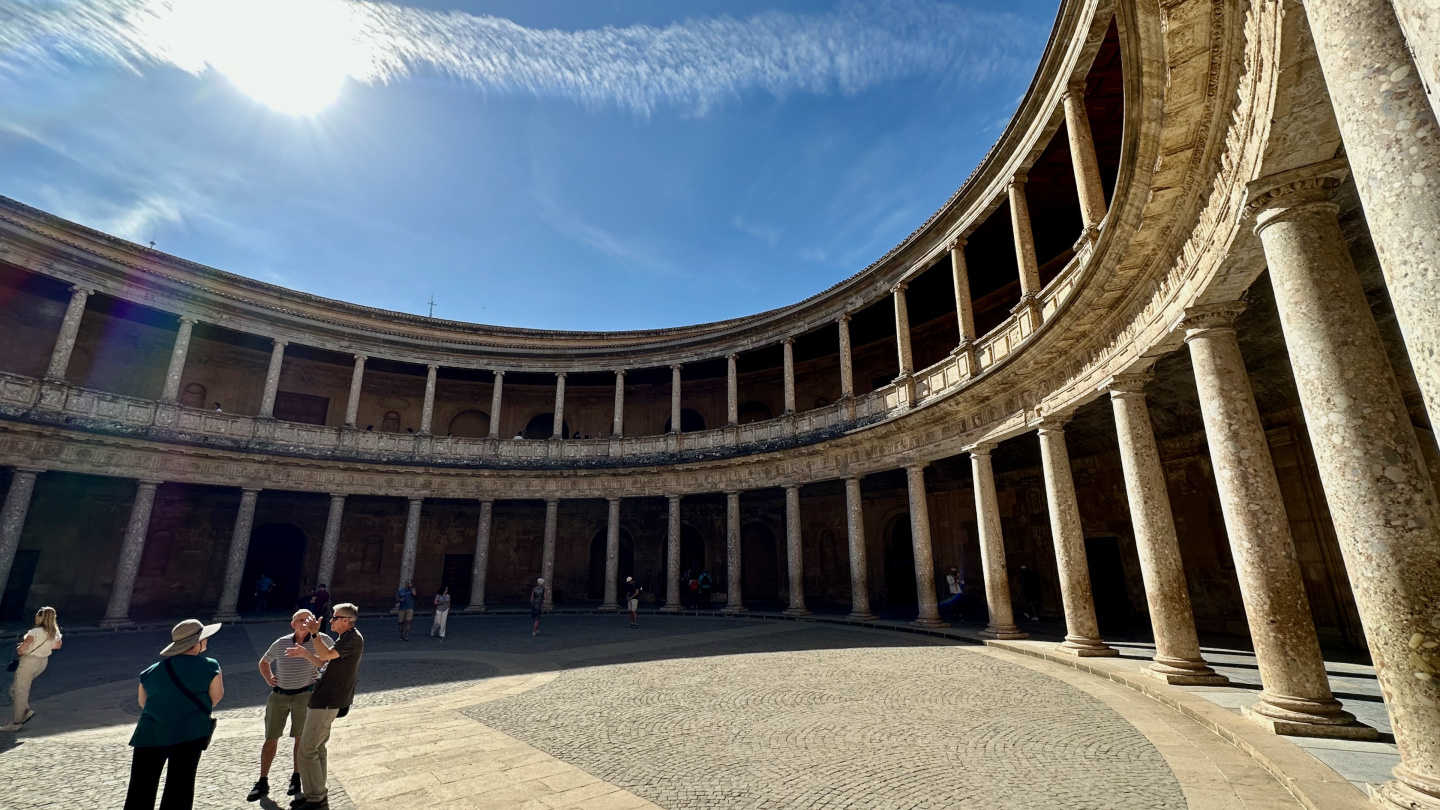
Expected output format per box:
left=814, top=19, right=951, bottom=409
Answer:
left=44, top=286, right=90, bottom=381
left=950, top=239, right=976, bottom=347
left=723, top=491, right=746, bottom=614
left=0, top=469, right=40, bottom=602
left=541, top=499, right=557, bottom=610
left=419, top=364, right=438, bottom=435
left=1182, top=304, right=1370, bottom=736
left=893, top=283, right=914, bottom=377
left=101, top=480, right=162, bottom=628
left=662, top=496, right=682, bottom=611
left=215, top=488, right=261, bottom=621
left=257, top=339, right=288, bottom=419
left=783, top=484, right=810, bottom=616
left=488, top=371, right=505, bottom=438
left=837, top=316, right=855, bottom=399
left=398, top=496, right=423, bottom=589
left=1008, top=175, right=1042, bottom=297
left=1062, top=81, right=1107, bottom=233
left=466, top=500, right=493, bottom=611
left=1303, top=2, right=1440, bottom=431
left=1389, top=0, right=1440, bottom=122
left=905, top=464, right=945, bottom=627
left=844, top=477, right=875, bottom=621
left=344, top=355, right=366, bottom=427
left=970, top=447, right=1025, bottom=639
left=1036, top=420, right=1114, bottom=656
left=1108, top=375, right=1226, bottom=683
left=159, top=318, right=196, bottom=403
left=551, top=373, right=566, bottom=439
left=725, top=356, right=739, bottom=426
left=316, top=494, right=345, bottom=591
left=670, top=365, right=683, bottom=433
left=1251, top=172, right=1440, bottom=805
left=782, top=339, right=796, bottom=414
left=601, top=498, right=621, bottom=611
left=613, top=371, right=626, bottom=437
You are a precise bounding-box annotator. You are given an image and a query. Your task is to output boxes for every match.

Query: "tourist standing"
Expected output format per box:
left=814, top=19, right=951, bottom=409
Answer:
left=431, top=586, right=451, bottom=638
left=123, top=619, right=224, bottom=810
left=4, top=606, right=62, bottom=731
left=247, top=610, right=330, bottom=803
left=394, top=579, right=416, bottom=641
left=939, top=567, right=964, bottom=621
left=287, top=603, right=363, bottom=810
left=625, top=577, right=641, bottom=629
left=698, top=571, right=712, bottom=609
left=530, top=578, right=545, bottom=637
left=254, top=573, right=275, bottom=612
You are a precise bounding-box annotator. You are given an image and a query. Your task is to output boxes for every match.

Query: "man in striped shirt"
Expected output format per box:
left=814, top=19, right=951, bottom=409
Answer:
left=248, top=609, right=331, bottom=802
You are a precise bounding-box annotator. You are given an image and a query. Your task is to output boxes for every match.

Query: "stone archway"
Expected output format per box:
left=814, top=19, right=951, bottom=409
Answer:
left=523, top=413, right=568, bottom=440
left=448, top=409, right=490, bottom=438
left=663, top=409, right=707, bottom=433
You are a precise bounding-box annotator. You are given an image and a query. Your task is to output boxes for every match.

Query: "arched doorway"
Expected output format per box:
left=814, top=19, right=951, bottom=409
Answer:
left=241, top=523, right=308, bottom=612
left=588, top=528, right=635, bottom=599
left=523, top=413, right=568, bottom=440
left=738, top=401, right=773, bottom=425
left=883, top=514, right=917, bottom=609
left=663, top=409, right=707, bottom=433
left=741, top=523, right=780, bottom=601
left=448, top=409, right=490, bottom=438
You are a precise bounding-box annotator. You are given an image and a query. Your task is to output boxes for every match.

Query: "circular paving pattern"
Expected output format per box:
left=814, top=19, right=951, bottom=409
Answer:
left=465, top=646, right=1186, bottom=810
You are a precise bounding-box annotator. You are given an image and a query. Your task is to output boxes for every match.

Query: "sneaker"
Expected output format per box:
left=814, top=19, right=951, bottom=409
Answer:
left=287, top=773, right=301, bottom=796
left=19, top=709, right=34, bottom=725
left=247, top=777, right=269, bottom=802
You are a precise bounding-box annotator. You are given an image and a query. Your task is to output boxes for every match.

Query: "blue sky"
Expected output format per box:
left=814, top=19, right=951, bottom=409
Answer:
left=0, top=0, right=1058, bottom=330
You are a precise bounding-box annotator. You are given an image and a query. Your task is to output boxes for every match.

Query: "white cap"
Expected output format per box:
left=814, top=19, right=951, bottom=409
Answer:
left=537, top=577, right=545, bottom=585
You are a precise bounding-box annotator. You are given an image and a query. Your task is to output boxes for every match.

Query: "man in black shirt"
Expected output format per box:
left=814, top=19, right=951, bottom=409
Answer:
left=624, top=577, right=642, bottom=629
left=285, top=602, right=364, bottom=810
left=530, top=578, right=545, bottom=637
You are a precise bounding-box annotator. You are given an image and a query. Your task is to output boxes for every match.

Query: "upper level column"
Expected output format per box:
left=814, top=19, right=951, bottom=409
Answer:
left=419, top=364, right=439, bottom=435
left=781, top=339, right=797, bottom=415
left=551, top=373, right=567, bottom=439
left=344, top=355, right=366, bottom=428
left=949, top=239, right=977, bottom=375
left=837, top=314, right=855, bottom=400
left=488, top=371, right=505, bottom=438
left=893, top=283, right=915, bottom=403
left=725, top=356, right=739, bottom=427
left=1062, top=81, right=1107, bottom=239
left=257, top=339, right=288, bottom=419
left=1008, top=174, right=1043, bottom=331
left=669, top=365, right=683, bottom=433
left=613, top=370, right=626, bottom=437
left=159, top=317, right=197, bottom=403
left=44, top=285, right=91, bottom=382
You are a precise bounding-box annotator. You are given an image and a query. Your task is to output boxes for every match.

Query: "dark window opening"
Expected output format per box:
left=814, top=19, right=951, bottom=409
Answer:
left=274, top=391, right=330, bottom=426
left=737, top=401, right=773, bottom=425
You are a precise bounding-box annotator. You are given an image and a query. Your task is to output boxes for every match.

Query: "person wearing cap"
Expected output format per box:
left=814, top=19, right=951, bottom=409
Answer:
left=624, top=577, right=642, bottom=629
left=123, top=619, right=225, bottom=810
left=247, top=610, right=330, bottom=803
left=394, top=579, right=417, bottom=641
left=530, top=578, right=545, bottom=637
left=285, top=602, right=364, bottom=810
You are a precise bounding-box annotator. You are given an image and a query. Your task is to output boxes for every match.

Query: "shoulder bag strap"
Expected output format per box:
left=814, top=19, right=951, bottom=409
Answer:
left=163, top=658, right=212, bottom=718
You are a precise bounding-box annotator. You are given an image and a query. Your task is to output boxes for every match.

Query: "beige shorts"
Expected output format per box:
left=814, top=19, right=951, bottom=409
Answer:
left=397, top=608, right=414, bottom=622
left=627, top=599, right=639, bottom=612
left=264, top=689, right=311, bottom=740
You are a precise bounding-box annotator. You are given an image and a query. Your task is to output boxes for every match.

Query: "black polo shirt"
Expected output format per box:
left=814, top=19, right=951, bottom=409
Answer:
left=309, top=628, right=364, bottom=710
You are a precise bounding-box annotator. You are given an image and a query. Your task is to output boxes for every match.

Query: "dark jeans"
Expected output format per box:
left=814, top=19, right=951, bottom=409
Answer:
left=255, top=593, right=269, bottom=611
left=124, top=737, right=206, bottom=810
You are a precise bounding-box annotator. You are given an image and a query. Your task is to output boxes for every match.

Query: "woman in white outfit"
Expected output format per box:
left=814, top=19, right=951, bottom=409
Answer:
left=431, top=586, right=451, bottom=638
left=5, top=606, right=61, bottom=730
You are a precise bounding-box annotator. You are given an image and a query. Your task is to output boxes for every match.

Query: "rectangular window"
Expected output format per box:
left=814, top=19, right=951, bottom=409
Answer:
left=274, top=391, right=330, bottom=425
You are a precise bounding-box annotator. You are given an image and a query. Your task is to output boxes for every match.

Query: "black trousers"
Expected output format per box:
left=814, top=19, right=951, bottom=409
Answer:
left=124, top=738, right=205, bottom=810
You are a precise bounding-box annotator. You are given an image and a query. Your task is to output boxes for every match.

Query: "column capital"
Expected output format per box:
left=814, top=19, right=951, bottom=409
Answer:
left=426, top=363, right=439, bottom=372
left=544, top=497, right=559, bottom=505
left=407, top=495, right=425, bottom=504
left=12, top=466, right=45, bottom=476
left=329, top=492, right=348, bottom=502
left=68, top=284, right=95, bottom=297
left=1062, top=79, right=1087, bottom=100
left=1178, top=301, right=1246, bottom=339
left=783, top=483, right=801, bottom=493
left=891, top=281, right=909, bottom=294
left=726, top=352, right=739, bottom=362
left=271, top=338, right=288, bottom=349
left=615, top=368, right=627, bottom=377
left=491, top=368, right=505, bottom=377
left=670, top=363, right=683, bottom=371
left=902, top=461, right=928, bottom=474
left=1035, top=413, right=1072, bottom=433
left=781, top=336, right=795, bottom=347
left=1104, top=371, right=1153, bottom=397
left=240, top=486, right=263, bottom=495
left=606, top=496, right=622, bottom=504
left=353, top=353, right=367, bottom=363
left=723, top=489, right=741, bottom=497
left=667, top=494, right=682, bottom=504
left=1244, top=158, right=1349, bottom=226
left=963, top=441, right=997, bottom=456
left=1008, top=171, right=1028, bottom=189
left=835, top=312, right=851, bottom=325
left=178, top=316, right=199, bottom=326
left=477, top=497, right=494, bottom=505
left=136, top=479, right=165, bottom=489
left=555, top=371, right=567, bottom=379
left=947, top=236, right=967, bottom=251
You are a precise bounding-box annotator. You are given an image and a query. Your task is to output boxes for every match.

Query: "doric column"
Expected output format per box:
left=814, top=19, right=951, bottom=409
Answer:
left=843, top=477, right=875, bottom=621
left=541, top=498, right=557, bottom=610
left=1390, top=1, right=1440, bottom=121
left=488, top=371, right=505, bottom=438
left=1036, top=418, right=1115, bottom=656
left=316, top=494, right=345, bottom=590
left=969, top=445, right=1026, bottom=639
left=1106, top=373, right=1226, bottom=684
left=551, top=373, right=567, bottom=439
left=723, top=490, right=747, bottom=614
left=600, top=498, right=621, bottom=611
left=893, top=283, right=915, bottom=403
left=1062, top=81, right=1107, bottom=237
left=782, top=484, right=810, bottom=616
left=613, top=370, right=626, bottom=437
left=782, top=339, right=797, bottom=415
left=159, top=317, right=196, bottom=403
left=1008, top=175, right=1043, bottom=330
left=397, top=496, right=423, bottom=592
left=344, top=355, right=366, bottom=427
left=837, top=315, right=855, bottom=399
left=1249, top=167, right=1440, bottom=805
left=214, top=487, right=261, bottom=621
left=1181, top=303, right=1375, bottom=738
left=465, top=499, right=493, bottom=612
left=949, top=239, right=977, bottom=373
left=257, top=339, right=288, bottom=419
left=670, top=365, right=683, bottom=433
left=662, top=496, right=682, bottom=612
left=100, top=479, right=162, bottom=629
left=1302, top=3, right=1440, bottom=430
left=419, top=364, right=438, bottom=435
left=44, top=285, right=91, bottom=381
left=0, top=469, right=42, bottom=609
left=725, top=356, right=739, bottom=426
left=905, top=464, right=946, bottom=628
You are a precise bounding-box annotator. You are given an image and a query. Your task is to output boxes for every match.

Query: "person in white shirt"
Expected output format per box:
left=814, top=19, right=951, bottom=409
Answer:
left=4, top=606, right=62, bottom=730
left=939, top=567, right=965, bottom=621
left=431, top=587, right=452, bottom=638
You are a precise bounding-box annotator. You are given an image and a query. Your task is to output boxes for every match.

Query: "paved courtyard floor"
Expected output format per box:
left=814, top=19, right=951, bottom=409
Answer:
left=0, top=613, right=1370, bottom=809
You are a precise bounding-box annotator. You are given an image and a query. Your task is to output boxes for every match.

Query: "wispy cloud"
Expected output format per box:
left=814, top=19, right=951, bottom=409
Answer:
left=1, top=0, right=1039, bottom=115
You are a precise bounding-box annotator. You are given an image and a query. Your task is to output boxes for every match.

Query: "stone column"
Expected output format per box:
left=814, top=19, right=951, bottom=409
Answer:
left=541, top=498, right=557, bottom=610
left=1107, top=373, right=1227, bottom=684
left=159, top=317, right=196, bottom=403
left=905, top=464, right=946, bottom=627
left=0, top=469, right=41, bottom=602
left=949, top=239, right=977, bottom=373
left=600, top=498, right=621, bottom=611
left=465, top=500, right=493, bottom=612
left=1036, top=418, right=1115, bottom=656
left=44, top=285, right=90, bottom=382
left=1062, top=81, right=1107, bottom=237
left=725, top=356, right=739, bottom=426
left=782, top=339, right=797, bottom=415
left=215, top=488, right=261, bottom=622
left=1182, top=303, right=1375, bottom=737
left=1302, top=4, right=1440, bottom=430
left=551, top=373, right=566, bottom=439
left=723, top=490, right=747, bottom=614
left=613, top=370, right=626, bottom=437
left=837, top=315, right=855, bottom=399
left=1390, top=0, right=1440, bottom=121
left=843, top=477, right=875, bottom=621
left=1249, top=167, right=1440, bottom=805
left=662, top=495, right=682, bottom=612
left=670, top=365, right=683, bottom=433
left=893, top=283, right=915, bottom=402
left=344, top=355, right=366, bottom=427
left=100, top=479, right=162, bottom=629
left=1008, top=175, right=1043, bottom=330
left=397, top=496, right=423, bottom=593
left=419, top=364, right=438, bottom=435
left=488, top=371, right=505, bottom=438
left=969, top=445, right=1026, bottom=639
left=316, top=494, right=345, bottom=590
left=783, top=484, right=811, bottom=616
left=257, top=339, right=288, bottom=419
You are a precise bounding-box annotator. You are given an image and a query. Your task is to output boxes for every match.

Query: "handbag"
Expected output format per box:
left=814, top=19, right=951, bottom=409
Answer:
left=163, top=658, right=217, bottom=750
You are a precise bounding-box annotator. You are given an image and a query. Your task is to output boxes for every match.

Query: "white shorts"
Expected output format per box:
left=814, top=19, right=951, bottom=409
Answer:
left=627, top=599, right=639, bottom=612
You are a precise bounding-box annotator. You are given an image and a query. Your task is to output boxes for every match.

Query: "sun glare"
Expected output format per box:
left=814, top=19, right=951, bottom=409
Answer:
left=146, top=0, right=365, bottom=115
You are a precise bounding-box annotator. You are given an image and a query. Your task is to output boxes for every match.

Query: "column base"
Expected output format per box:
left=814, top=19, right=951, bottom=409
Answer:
left=910, top=617, right=950, bottom=629
left=98, top=617, right=135, bottom=630
left=598, top=603, right=620, bottom=613
left=782, top=607, right=813, bottom=618
left=1145, top=657, right=1230, bottom=686
left=461, top=604, right=487, bottom=613
left=1056, top=636, right=1119, bottom=657
left=659, top=604, right=682, bottom=613
left=980, top=624, right=1029, bottom=640
left=721, top=605, right=749, bottom=616
left=212, top=611, right=241, bottom=623
left=1371, top=767, right=1440, bottom=810
left=847, top=612, right=878, bottom=622
left=1241, top=697, right=1379, bottom=740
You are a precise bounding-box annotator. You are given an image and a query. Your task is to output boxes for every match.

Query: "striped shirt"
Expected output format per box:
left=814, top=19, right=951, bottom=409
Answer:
left=262, top=632, right=331, bottom=690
